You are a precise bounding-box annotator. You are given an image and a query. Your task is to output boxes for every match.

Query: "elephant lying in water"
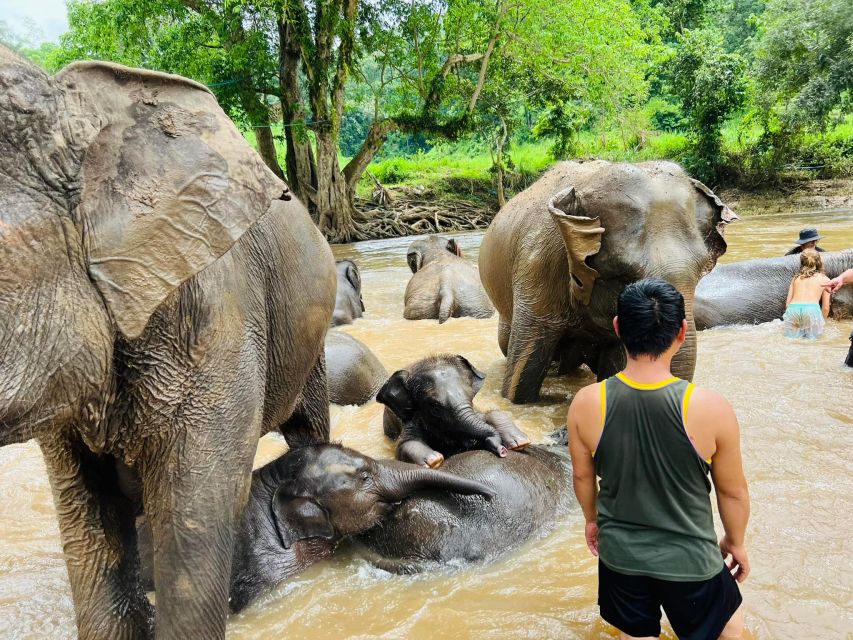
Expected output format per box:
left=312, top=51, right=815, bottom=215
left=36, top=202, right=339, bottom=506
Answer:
left=694, top=251, right=853, bottom=329
left=404, top=235, right=494, bottom=323
left=356, top=446, right=572, bottom=573
left=479, top=160, right=736, bottom=403
left=377, top=354, right=530, bottom=468
left=325, top=330, right=388, bottom=405
left=139, top=443, right=493, bottom=612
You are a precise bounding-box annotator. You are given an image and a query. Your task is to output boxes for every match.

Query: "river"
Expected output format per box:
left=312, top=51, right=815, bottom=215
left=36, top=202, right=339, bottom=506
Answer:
left=1, top=210, right=851, bottom=639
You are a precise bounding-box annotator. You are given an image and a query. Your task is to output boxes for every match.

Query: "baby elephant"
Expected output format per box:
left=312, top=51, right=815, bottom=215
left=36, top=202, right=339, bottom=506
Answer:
left=404, top=236, right=494, bottom=323
left=377, top=354, right=529, bottom=468
left=332, top=259, right=365, bottom=326
left=325, top=330, right=388, bottom=405
left=356, top=446, right=572, bottom=573
left=140, top=444, right=493, bottom=612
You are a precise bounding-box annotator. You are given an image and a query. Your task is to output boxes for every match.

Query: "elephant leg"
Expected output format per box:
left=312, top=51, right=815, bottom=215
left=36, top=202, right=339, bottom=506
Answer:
left=497, top=316, right=510, bottom=357
left=397, top=438, right=444, bottom=468
left=39, top=433, right=153, bottom=640
left=594, top=343, right=627, bottom=381
left=483, top=410, right=530, bottom=450
left=141, top=422, right=256, bottom=639
left=280, top=352, right=331, bottom=447
left=557, top=342, right=584, bottom=375
left=503, top=315, right=563, bottom=403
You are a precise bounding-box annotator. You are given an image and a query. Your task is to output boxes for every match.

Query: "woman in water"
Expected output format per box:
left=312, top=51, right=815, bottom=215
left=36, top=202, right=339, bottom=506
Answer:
left=783, top=249, right=830, bottom=339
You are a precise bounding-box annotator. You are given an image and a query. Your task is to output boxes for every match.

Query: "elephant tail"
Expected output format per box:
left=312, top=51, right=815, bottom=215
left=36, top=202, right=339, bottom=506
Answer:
left=438, top=281, right=456, bottom=324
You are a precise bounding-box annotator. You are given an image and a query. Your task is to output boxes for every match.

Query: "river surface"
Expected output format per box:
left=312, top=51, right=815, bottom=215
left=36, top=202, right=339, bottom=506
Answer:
left=1, top=210, right=852, bottom=639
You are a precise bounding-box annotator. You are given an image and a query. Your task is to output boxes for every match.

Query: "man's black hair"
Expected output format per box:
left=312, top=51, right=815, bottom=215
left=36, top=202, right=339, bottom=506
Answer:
left=616, top=278, right=686, bottom=358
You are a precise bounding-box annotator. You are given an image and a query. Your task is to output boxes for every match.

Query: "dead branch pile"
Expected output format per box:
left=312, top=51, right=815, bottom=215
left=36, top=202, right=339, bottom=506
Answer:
left=353, top=198, right=495, bottom=240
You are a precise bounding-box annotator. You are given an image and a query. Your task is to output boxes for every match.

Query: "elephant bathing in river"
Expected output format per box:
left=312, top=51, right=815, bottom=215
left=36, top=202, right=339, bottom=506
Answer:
left=695, top=251, right=853, bottom=329
left=332, top=259, right=365, bottom=326
left=404, top=235, right=494, bottom=323
left=377, top=354, right=530, bottom=468
left=0, top=47, right=336, bottom=639
left=325, top=330, right=388, bottom=405
left=356, top=446, right=572, bottom=573
left=479, top=160, right=737, bottom=403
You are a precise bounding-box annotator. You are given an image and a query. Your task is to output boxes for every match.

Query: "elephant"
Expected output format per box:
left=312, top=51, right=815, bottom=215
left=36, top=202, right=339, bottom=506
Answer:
left=356, top=446, right=572, bottom=573
left=377, top=354, right=530, bottom=468
left=479, top=160, right=737, bottom=403
left=332, top=259, right=365, bottom=326
left=0, top=48, right=336, bottom=639
left=404, top=235, right=495, bottom=323
left=325, top=329, right=388, bottom=405
left=137, top=443, right=493, bottom=612
left=694, top=251, right=853, bottom=329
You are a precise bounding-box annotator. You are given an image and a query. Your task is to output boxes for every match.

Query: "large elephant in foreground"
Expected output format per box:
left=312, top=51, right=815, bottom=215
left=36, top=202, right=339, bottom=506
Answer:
left=695, top=251, right=853, bottom=329
left=0, top=48, right=335, bottom=639
left=479, top=160, right=737, bottom=403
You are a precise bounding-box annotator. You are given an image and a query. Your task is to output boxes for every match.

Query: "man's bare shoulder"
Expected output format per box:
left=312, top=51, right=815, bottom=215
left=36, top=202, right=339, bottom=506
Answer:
left=689, top=386, right=737, bottom=425
left=569, top=382, right=600, bottom=415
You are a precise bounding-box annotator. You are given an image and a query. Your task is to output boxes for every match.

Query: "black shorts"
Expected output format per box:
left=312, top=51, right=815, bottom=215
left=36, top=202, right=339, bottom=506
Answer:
left=598, top=560, right=742, bottom=639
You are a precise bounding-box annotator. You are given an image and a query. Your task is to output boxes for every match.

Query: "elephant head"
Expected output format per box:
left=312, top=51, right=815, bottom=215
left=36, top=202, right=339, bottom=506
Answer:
left=265, top=443, right=493, bottom=548
left=547, top=161, right=737, bottom=380
left=377, top=354, right=519, bottom=462
left=0, top=47, right=285, bottom=445
left=407, top=235, right=463, bottom=273
left=336, top=259, right=365, bottom=311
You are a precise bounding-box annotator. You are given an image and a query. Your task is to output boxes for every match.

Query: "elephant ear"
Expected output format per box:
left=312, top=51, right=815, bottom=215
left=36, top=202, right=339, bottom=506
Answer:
left=270, top=489, right=334, bottom=549
left=57, top=62, right=286, bottom=339
left=455, top=355, right=486, bottom=394
left=407, top=250, right=423, bottom=274
left=376, top=370, right=414, bottom=421
left=343, top=261, right=362, bottom=293
left=548, top=187, right=605, bottom=306
left=689, top=179, right=738, bottom=271
left=446, top=238, right=463, bottom=258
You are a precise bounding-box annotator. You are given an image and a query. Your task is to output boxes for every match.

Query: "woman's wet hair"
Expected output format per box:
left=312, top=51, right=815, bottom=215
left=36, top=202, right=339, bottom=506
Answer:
left=616, top=279, right=686, bottom=359
left=798, top=249, right=824, bottom=278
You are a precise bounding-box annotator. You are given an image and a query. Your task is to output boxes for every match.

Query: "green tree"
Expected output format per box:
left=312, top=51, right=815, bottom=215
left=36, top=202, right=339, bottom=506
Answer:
left=667, top=29, right=745, bottom=180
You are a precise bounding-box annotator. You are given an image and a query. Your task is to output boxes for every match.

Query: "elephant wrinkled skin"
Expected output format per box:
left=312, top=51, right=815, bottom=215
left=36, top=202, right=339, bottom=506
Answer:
left=695, top=251, right=853, bottom=329
left=325, top=330, right=388, bottom=405
left=0, top=47, right=335, bottom=639
left=403, top=235, right=494, bottom=323
left=479, top=160, right=736, bottom=403
left=356, top=446, right=572, bottom=573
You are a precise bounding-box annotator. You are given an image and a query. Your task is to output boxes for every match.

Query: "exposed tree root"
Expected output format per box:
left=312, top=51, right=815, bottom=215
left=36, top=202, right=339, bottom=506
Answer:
left=339, top=197, right=495, bottom=243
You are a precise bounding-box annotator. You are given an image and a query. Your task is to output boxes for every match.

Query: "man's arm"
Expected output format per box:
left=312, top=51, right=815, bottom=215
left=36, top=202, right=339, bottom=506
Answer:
left=705, top=392, right=751, bottom=583
left=824, top=268, right=853, bottom=293
left=567, top=384, right=600, bottom=556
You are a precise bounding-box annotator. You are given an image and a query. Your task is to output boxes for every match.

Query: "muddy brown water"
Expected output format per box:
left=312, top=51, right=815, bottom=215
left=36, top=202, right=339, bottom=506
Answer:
left=1, top=211, right=852, bottom=639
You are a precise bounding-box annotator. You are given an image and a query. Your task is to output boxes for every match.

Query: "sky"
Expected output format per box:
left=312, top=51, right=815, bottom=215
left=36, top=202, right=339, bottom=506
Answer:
left=1, top=0, right=69, bottom=44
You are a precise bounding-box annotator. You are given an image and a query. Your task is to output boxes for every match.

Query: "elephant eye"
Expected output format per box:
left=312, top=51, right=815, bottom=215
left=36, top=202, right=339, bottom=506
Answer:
left=360, top=471, right=371, bottom=483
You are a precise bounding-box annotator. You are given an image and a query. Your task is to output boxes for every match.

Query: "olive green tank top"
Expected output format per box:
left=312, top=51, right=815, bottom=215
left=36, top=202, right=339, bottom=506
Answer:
left=594, top=373, right=723, bottom=581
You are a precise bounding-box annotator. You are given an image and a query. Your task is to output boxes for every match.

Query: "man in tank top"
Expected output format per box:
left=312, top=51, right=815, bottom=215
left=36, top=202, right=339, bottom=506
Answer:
left=567, top=279, right=750, bottom=640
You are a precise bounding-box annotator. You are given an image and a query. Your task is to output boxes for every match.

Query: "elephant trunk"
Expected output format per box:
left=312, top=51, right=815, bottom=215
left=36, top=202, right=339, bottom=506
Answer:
left=376, top=460, right=494, bottom=502
left=453, top=405, right=508, bottom=457
left=671, top=288, right=698, bottom=382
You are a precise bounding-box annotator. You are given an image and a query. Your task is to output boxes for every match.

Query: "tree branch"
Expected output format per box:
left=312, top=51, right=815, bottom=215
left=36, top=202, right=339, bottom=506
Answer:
left=343, top=119, right=399, bottom=191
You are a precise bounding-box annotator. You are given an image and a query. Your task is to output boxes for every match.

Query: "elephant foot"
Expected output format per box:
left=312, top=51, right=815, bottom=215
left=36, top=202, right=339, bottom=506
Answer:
left=427, top=453, right=445, bottom=469
left=483, top=410, right=531, bottom=452
left=398, top=439, right=445, bottom=469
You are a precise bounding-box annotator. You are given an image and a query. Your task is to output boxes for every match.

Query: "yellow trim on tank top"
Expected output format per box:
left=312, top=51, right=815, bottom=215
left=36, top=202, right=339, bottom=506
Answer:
left=682, top=382, right=712, bottom=465
left=615, top=372, right=679, bottom=390
left=592, top=381, right=607, bottom=457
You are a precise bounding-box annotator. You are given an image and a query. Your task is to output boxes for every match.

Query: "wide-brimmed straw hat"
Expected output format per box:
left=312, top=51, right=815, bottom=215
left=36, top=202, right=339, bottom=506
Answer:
left=795, top=227, right=822, bottom=245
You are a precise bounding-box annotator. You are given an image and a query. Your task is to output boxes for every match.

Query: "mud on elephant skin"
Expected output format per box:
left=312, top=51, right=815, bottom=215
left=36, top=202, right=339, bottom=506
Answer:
left=138, top=443, right=493, bottom=612
left=479, top=160, right=737, bottom=404
left=404, top=235, right=495, bottom=323
left=0, top=47, right=336, bottom=638
left=325, top=330, right=388, bottom=405
left=332, top=259, right=366, bottom=326
left=356, top=446, right=572, bottom=573
left=377, top=354, right=530, bottom=468
left=695, top=250, right=853, bottom=329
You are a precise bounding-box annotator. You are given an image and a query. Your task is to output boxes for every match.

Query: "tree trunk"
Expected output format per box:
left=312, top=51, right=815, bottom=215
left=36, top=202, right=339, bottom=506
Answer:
left=315, top=131, right=363, bottom=243
left=254, top=125, right=284, bottom=179
left=343, top=119, right=397, bottom=202
left=277, top=13, right=316, bottom=208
